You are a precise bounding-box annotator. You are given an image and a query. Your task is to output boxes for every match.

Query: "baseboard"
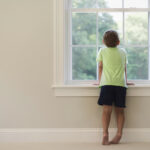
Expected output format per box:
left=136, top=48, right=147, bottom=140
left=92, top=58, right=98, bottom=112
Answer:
left=0, top=128, right=149, bottom=143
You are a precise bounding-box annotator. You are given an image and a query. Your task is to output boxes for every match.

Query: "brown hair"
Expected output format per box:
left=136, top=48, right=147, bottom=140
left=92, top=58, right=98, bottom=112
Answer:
left=103, top=30, right=120, bottom=47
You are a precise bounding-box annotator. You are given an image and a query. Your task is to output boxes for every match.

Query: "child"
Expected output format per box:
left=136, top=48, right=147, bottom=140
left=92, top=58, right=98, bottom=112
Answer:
left=96, top=30, right=134, bottom=145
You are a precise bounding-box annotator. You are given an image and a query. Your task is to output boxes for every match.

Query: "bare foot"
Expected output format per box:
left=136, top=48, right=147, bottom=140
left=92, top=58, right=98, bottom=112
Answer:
left=102, top=134, right=110, bottom=145
left=109, top=134, right=122, bottom=144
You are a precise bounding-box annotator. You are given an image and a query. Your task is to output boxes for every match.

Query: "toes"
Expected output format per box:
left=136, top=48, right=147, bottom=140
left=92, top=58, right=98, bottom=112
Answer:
left=102, top=141, right=110, bottom=145
left=110, top=137, right=121, bottom=144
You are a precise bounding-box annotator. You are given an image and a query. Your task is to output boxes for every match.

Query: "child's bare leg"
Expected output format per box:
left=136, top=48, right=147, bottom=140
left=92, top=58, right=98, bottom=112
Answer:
left=110, top=107, right=125, bottom=144
left=102, top=105, right=112, bottom=145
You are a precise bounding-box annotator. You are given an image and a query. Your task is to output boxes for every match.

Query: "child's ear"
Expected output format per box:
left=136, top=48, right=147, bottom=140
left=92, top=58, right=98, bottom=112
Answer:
left=102, top=40, right=104, bottom=44
left=118, top=40, right=120, bottom=45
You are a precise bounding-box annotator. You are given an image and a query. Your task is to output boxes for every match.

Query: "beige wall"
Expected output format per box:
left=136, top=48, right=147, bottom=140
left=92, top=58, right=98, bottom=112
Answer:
left=0, top=0, right=149, bottom=128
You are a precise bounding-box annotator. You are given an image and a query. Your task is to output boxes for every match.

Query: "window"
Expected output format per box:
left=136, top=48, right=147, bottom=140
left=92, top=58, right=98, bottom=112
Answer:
left=65, top=0, right=150, bottom=84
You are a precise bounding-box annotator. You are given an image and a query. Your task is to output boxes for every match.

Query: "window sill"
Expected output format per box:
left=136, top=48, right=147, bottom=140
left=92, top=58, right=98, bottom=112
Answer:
left=52, top=84, right=150, bottom=97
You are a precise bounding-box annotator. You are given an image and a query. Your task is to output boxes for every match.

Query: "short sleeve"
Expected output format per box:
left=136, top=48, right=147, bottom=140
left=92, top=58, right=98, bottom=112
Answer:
left=96, top=48, right=103, bottom=62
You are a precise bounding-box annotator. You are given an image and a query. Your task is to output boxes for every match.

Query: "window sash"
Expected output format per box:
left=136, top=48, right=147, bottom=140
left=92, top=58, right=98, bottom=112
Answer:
left=72, top=8, right=150, bottom=12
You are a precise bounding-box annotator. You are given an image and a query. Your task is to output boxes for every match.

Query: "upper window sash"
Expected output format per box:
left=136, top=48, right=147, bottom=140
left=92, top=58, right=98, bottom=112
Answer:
left=71, top=8, right=150, bottom=12
left=71, top=0, right=149, bottom=9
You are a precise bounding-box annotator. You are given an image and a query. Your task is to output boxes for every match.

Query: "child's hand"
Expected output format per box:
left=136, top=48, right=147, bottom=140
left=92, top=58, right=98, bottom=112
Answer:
left=93, top=83, right=100, bottom=86
left=127, top=82, right=135, bottom=85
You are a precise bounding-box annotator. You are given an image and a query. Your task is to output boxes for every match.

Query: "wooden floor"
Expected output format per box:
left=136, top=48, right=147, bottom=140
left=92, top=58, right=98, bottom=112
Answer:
left=0, top=142, right=150, bottom=150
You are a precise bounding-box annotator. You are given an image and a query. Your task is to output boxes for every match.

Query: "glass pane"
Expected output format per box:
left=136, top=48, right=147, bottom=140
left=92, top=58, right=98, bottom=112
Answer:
left=98, top=12, right=123, bottom=45
left=98, top=0, right=122, bottom=8
left=125, top=12, right=148, bottom=45
left=124, top=0, right=148, bottom=8
left=72, top=0, right=96, bottom=8
left=126, top=47, right=148, bottom=80
left=72, top=47, right=96, bottom=80
left=72, top=13, right=96, bottom=45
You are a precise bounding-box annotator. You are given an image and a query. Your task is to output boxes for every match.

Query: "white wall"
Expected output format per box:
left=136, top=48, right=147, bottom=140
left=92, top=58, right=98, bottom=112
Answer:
left=0, top=0, right=149, bottom=128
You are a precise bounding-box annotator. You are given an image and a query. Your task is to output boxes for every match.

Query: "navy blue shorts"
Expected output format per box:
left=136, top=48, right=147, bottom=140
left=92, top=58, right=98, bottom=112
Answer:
left=97, top=85, right=127, bottom=108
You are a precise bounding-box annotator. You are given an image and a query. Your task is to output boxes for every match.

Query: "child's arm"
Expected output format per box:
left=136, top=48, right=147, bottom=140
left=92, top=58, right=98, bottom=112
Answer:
left=98, top=61, right=103, bottom=83
left=125, top=63, right=134, bottom=85
left=93, top=61, right=103, bottom=85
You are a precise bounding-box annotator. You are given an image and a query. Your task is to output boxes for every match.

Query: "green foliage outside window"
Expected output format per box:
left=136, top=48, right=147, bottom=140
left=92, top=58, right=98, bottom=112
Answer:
left=72, top=0, right=148, bottom=80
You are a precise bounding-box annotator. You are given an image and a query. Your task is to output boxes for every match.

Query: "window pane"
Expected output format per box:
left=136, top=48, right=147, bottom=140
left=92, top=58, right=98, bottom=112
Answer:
left=98, top=12, right=123, bottom=45
left=124, top=0, right=148, bottom=8
left=72, top=0, right=96, bottom=8
left=72, top=47, right=96, bottom=80
left=125, top=12, right=148, bottom=46
left=126, top=47, right=148, bottom=79
left=72, top=13, right=96, bottom=45
left=98, top=0, right=122, bottom=8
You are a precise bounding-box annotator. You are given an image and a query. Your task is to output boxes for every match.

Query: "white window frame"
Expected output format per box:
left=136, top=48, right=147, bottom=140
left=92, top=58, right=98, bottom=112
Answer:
left=52, top=0, right=150, bottom=96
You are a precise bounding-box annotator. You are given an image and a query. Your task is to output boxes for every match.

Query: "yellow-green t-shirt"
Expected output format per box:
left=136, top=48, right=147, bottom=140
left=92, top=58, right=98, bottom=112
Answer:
left=96, top=47, right=128, bottom=88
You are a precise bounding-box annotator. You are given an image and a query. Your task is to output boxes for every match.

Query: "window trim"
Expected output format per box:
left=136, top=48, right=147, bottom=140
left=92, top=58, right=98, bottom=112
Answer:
left=52, top=84, right=150, bottom=97
left=53, top=0, right=66, bottom=86
left=52, top=0, right=150, bottom=96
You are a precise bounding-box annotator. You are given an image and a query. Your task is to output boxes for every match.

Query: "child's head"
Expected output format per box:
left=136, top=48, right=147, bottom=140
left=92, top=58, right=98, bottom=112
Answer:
left=103, top=30, right=120, bottom=47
